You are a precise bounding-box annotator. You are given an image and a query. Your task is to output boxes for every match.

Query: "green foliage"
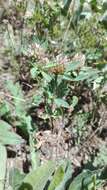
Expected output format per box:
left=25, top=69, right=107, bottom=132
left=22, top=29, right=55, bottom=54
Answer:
left=0, top=145, right=7, bottom=190
left=9, top=168, right=26, bottom=190
left=77, top=16, right=107, bottom=51
left=19, top=161, right=56, bottom=190
left=6, top=80, right=26, bottom=117
left=1, top=80, right=39, bottom=170
left=0, top=101, right=10, bottom=117
left=0, top=120, right=23, bottom=145
left=26, top=0, right=61, bottom=38
left=54, top=98, right=69, bottom=108
left=68, top=170, right=101, bottom=190
left=54, top=161, right=72, bottom=190
left=48, top=166, right=64, bottom=190
left=62, top=0, right=72, bottom=15
left=1, top=0, right=107, bottom=189
left=9, top=160, right=107, bottom=190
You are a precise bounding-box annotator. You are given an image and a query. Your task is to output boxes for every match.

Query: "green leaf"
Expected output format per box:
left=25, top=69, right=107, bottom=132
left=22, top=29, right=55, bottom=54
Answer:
left=54, top=98, right=69, bottom=108
left=48, top=166, right=64, bottom=190
left=32, top=95, right=43, bottom=106
left=65, top=61, right=81, bottom=72
left=74, top=68, right=99, bottom=81
left=102, top=1, right=107, bottom=11
left=9, top=168, right=25, bottom=190
left=71, top=96, right=78, bottom=108
left=6, top=81, right=26, bottom=116
left=43, top=62, right=58, bottom=70
left=0, top=145, right=7, bottom=190
left=62, top=0, right=72, bottom=15
left=0, top=120, right=12, bottom=130
left=100, top=166, right=107, bottom=180
left=100, top=10, right=107, bottom=27
left=62, top=75, right=72, bottom=81
left=55, top=161, right=73, bottom=190
left=30, top=67, right=38, bottom=79
left=0, top=126, right=23, bottom=145
left=0, top=101, right=10, bottom=116
left=19, top=161, right=56, bottom=190
left=41, top=71, right=52, bottom=82
left=25, top=116, right=40, bottom=170
left=6, top=81, right=23, bottom=98
left=68, top=170, right=100, bottom=190
left=0, top=131, right=23, bottom=145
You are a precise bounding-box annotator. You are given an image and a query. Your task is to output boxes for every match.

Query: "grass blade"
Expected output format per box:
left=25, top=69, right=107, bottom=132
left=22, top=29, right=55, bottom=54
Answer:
left=0, top=144, right=7, bottom=190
